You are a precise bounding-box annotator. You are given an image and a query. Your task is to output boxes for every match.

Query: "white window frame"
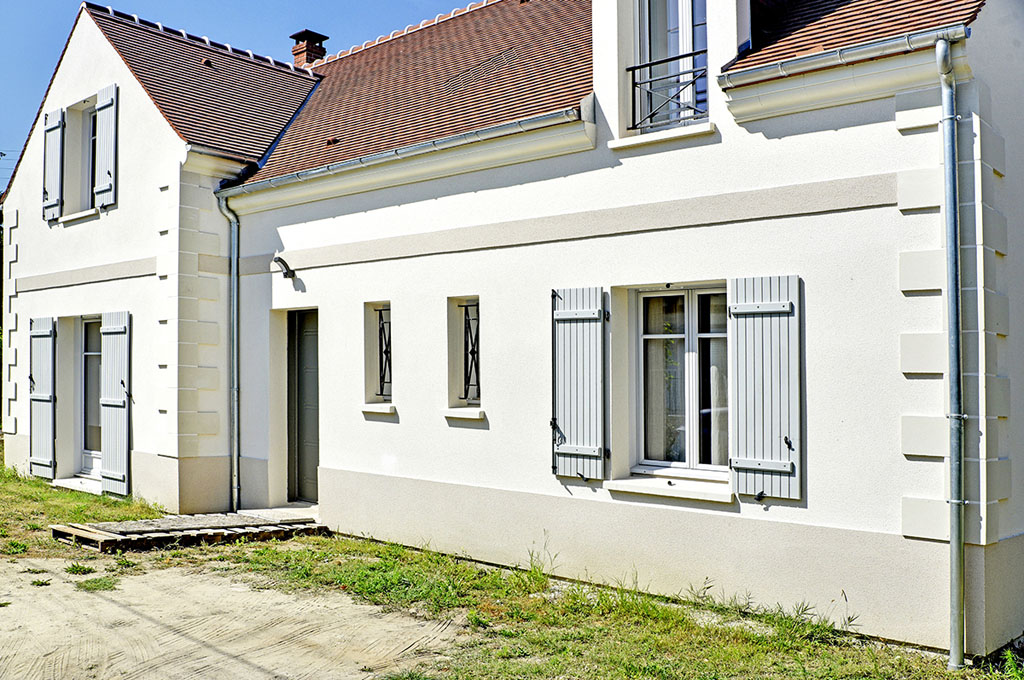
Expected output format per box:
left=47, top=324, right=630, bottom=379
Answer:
left=80, top=316, right=102, bottom=478
left=633, top=0, right=709, bottom=132
left=634, top=286, right=728, bottom=476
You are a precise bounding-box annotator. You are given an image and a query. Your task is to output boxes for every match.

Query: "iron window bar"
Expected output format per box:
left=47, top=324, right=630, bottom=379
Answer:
left=628, top=50, right=709, bottom=132
left=459, top=302, right=480, bottom=403
left=375, top=307, right=392, bottom=400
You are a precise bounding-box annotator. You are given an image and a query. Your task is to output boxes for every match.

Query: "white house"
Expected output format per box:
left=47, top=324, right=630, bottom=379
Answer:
left=3, top=0, right=1022, bottom=659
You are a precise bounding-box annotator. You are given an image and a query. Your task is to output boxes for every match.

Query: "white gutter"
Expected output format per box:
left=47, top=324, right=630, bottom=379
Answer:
left=216, top=105, right=585, bottom=199
left=718, top=24, right=970, bottom=89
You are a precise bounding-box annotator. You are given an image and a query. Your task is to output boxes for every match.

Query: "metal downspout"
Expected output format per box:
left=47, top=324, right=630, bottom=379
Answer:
left=217, top=196, right=242, bottom=512
left=937, top=39, right=965, bottom=670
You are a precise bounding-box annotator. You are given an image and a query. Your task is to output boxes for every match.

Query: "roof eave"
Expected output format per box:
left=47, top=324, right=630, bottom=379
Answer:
left=718, top=24, right=970, bottom=90
left=217, top=103, right=588, bottom=199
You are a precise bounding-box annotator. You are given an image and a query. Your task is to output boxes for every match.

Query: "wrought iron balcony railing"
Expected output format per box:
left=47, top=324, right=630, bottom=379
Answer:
left=628, top=50, right=709, bottom=132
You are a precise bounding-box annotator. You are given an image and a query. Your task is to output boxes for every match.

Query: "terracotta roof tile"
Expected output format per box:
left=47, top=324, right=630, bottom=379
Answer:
left=248, top=0, right=593, bottom=184
left=729, top=0, right=986, bottom=72
left=85, top=4, right=319, bottom=162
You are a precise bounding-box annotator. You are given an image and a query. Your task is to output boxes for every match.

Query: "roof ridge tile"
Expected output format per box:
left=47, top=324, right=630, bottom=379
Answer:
left=310, top=0, right=504, bottom=68
left=81, top=2, right=318, bottom=78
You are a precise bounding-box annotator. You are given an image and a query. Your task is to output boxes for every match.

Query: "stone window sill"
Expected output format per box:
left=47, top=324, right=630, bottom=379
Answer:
left=442, top=407, right=486, bottom=420
left=57, top=207, right=100, bottom=225
left=608, top=121, right=716, bottom=151
left=606, top=468, right=733, bottom=503
left=361, top=403, right=396, bottom=415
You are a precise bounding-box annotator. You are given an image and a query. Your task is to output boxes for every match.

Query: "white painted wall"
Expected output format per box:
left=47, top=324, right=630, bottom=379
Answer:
left=226, top=2, right=1024, bottom=650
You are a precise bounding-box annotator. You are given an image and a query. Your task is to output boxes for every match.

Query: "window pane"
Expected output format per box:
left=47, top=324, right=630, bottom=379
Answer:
left=699, top=337, right=728, bottom=466
left=85, top=321, right=101, bottom=353
left=644, top=295, right=685, bottom=335
left=84, top=354, right=102, bottom=452
left=698, top=293, right=727, bottom=333
left=644, top=337, right=686, bottom=463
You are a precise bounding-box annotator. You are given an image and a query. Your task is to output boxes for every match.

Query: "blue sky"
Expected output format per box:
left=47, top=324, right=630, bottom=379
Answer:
left=0, top=0, right=465, bottom=188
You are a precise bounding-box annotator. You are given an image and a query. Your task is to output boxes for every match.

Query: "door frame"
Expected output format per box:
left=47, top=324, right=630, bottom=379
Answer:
left=287, top=309, right=319, bottom=502
left=80, top=316, right=103, bottom=478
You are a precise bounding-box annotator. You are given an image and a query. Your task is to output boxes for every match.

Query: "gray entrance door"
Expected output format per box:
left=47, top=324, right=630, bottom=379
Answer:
left=289, top=310, right=319, bottom=502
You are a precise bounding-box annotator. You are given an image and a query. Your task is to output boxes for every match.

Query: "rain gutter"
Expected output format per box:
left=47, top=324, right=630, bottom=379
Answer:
left=216, top=105, right=585, bottom=199
left=718, top=24, right=970, bottom=90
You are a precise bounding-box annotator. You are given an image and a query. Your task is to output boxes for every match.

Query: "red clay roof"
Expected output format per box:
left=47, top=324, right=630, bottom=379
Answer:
left=247, top=0, right=592, bottom=184
left=728, top=0, right=986, bottom=72
left=85, top=4, right=319, bottom=162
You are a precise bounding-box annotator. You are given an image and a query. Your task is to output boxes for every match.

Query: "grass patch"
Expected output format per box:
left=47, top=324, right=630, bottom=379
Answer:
left=0, top=440, right=1016, bottom=678
left=76, top=576, right=118, bottom=592
left=0, top=443, right=161, bottom=558
left=30, top=579, right=50, bottom=587
left=0, top=602, right=10, bottom=607
left=168, top=535, right=1006, bottom=680
left=1, top=540, right=28, bottom=555
left=65, top=562, right=96, bottom=575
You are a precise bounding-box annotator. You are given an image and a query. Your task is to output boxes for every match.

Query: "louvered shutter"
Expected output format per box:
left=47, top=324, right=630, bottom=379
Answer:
left=728, top=275, right=802, bottom=500
left=93, top=85, right=118, bottom=208
left=100, top=311, right=131, bottom=496
left=29, top=317, right=57, bottom=480
left=42, top=110, right=64, bottom=221
left=551, top=287, right=606, bottom=481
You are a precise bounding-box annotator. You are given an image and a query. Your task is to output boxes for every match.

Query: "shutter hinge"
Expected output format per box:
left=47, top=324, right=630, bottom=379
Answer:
left=549, top=417, right=557, bottom=430
left=604, top=448, right=610, bottom=459
left=604, top=310, right=610, bottom=321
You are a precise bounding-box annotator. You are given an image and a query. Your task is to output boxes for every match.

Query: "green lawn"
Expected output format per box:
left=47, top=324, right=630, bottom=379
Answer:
left=0, top=442, right=162, bottom=557
left=1, top=441, right=1020, bottom=679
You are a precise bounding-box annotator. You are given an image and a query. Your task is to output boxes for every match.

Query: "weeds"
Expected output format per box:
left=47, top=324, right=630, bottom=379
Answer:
left=1, top=540, right=28, bottom=555
left=65, top=562, right=96, bottom=575
left=30, top=579, right=50, bottom=587
left=76, top=577, right=118, bottom=592
left=1003, top=650, right=1024, bottom=680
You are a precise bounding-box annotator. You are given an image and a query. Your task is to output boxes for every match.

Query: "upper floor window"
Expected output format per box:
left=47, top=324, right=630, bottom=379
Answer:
left=629, top=0, right=708, bottom=132
left=42, top=84, right=118, bottom=221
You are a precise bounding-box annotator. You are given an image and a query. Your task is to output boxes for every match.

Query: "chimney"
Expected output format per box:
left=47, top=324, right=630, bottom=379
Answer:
left=290, top=29, right=329, bottom=67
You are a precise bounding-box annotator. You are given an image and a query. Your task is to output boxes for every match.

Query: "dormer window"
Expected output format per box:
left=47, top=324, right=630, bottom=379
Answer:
left=629, top=0, right=708, bottom=132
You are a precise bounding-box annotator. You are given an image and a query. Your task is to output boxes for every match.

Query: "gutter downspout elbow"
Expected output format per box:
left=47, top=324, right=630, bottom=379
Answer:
left=937, top=38, right=965, bottom=671
left=217, top=196, right=242, bottom=513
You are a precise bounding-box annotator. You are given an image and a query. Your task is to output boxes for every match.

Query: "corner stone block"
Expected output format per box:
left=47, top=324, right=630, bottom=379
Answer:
left=897, top=168, right=942, bottom=211
left=900, top=333, right=946, bottom=374
left=898, top=250, right=944, bottom=292
left=985, top=291, right=1009, bottom=336
left=901, top=415, right=947, bottom=458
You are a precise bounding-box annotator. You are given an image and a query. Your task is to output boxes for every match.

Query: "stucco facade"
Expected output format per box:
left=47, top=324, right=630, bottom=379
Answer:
left=2, top=0, right=1022, bottom=655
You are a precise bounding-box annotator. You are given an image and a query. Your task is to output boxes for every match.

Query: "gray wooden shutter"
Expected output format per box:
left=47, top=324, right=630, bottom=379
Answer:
left=100, top=311, right=131, bottom=496
left=42, top=109, right=64, bottom=221
left=29, top=317, right=57, bottom=480
left=93, top=85, right=118, bottom=208
left=552, top=287, right=606, bottom=481
left=728, top=275, right=802, bottom=500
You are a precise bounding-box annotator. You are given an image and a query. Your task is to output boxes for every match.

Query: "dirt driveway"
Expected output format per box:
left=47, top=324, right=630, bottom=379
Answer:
left=0, top=559, right=458, bottom=679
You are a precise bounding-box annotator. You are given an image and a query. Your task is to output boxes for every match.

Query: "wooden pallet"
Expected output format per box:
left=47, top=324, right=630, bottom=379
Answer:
left=50, top=521, right=330, bottom=553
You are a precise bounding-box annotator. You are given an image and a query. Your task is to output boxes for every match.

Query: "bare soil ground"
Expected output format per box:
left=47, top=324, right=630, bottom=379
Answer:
left=0, top=558, right=458, bottom=680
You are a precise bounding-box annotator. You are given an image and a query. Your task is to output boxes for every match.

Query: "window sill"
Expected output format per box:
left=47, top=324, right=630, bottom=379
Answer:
left=361, top=403, right=396, bottom=415
left=606, top=474, right=733, bottom=504
left=442, top=407, right=486, bottom=420
left=57, top=207, right=100, bottom=225
left=630, top=465, right=729, bottom=483
left=608, top=121, right=716, bottom=151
